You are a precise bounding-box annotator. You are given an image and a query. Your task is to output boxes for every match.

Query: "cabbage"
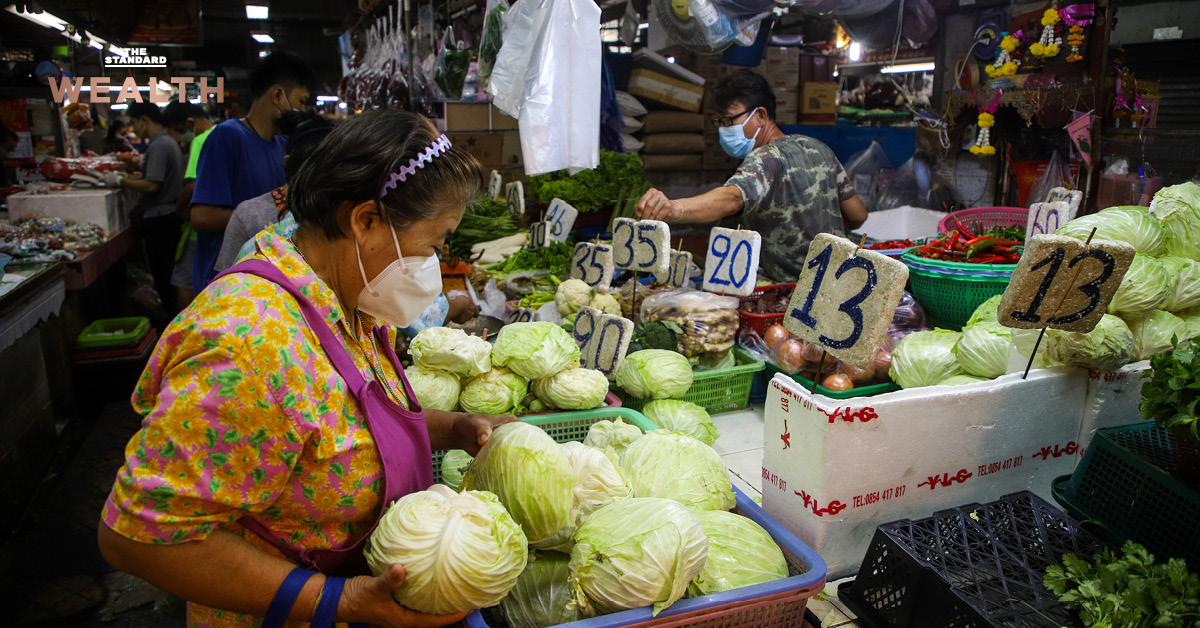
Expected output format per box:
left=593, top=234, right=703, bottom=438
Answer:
left=687, top=510, right=788, bottom=598
left=938, top=374, right=988, bottom=386
left=1126, top=310, right=1185, bottom=361
left=1046, top=313, right=1134, bottom=371
left=954, top=322, right=1012, bottom=379
left=1158, top=256, right=1200, bottom=313
left=615, top=349, right=694, bottom=400
left=560, top=441, right=631, bottom=525
left=889, top=330, right=962, bottom=388
left=966, top=295, right=1003, bottom=327
left=492, top=322, right=582, bottom=380
left=459, top=367, right=528, bottom=415
left=642, top=400, right=718, bottom=446
left=1010, top=328, right=1064, bottom=370
left=1107, top=254, right=1170, bottom=320
left=568, top=498, right=708, bottom=616
left=440, top=449, right=473, bottom=491
left=405, top=366, right=460, bottom=412
left=365, top=484, right=528, bottom=614
left=1057, top=206, right=1167, bottom=256
left=533, top=368, right=609, bottom=410
left=1180, top=312, right=1200, bottom=343
left=620, top=431, right=735, bottom=512
left=461, top=422, right=575, bottom=548
left=1149, top=182, right=1200, bottom=260
left=410, top=327, right=492, bottom=376
left=500, top=551, right=579, bottom=628
left=582, top=418, right=643, bottom=456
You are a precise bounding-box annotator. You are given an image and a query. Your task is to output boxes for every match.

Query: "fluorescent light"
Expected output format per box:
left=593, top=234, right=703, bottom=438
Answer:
left=833, top=70, right=839, bottom=77
left=258, top=50, right=269, bottom=58
left=158, top=81, right=171, bottom=91
left=251, top=32, right=274, bottom=44
left=337, top=102, right=347, bottom=109
left=849, top=42, right=862, bottom=62
left=110, top=104, right=128, bottom=110
left=667, top=56, right=675, bottom=63
left=189, top=98, right=201, bottom=104
left=316, top=95, right=339, bottom=102
left=638, top=22, right=648, bottom=30
left=109, top=45, right=128, bottom=57
left=880, top=62, right=935, bottom=74
left=246, top=4, right=269, bottom=19
left=7, top=6, right=67, bottom=31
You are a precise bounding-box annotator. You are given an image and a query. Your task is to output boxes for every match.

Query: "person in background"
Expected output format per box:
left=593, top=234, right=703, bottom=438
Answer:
left=167, top=103, right=216, bottom=310
left=636, top=69, right=868, bottom=283
left=0, top=123, right=19, bottom=186
left=189, top=51, right=315, bottom=292
left=100, top=102, right=185, bottom=314
left=103, top=118, right=135, bottom=154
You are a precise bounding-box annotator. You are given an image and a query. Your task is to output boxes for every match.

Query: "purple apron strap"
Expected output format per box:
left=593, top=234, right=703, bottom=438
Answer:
left=373, top=326, right=423, bottom=414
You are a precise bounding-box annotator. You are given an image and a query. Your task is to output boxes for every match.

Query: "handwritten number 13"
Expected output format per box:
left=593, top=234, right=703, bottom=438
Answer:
left=789, top=245, right=876, bottom=349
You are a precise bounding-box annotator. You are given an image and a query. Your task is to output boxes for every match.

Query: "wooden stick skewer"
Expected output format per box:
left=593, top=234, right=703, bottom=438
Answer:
left=1023, top=227, right=1098, bottom=379
left=811, top=350, right=828, bottom=394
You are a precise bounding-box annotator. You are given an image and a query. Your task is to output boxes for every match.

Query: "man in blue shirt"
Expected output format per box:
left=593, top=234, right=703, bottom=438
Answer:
left=189, top=52, right=315, bottom=291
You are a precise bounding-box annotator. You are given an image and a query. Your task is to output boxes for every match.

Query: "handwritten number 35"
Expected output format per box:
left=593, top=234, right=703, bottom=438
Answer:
left=790, top=245, right=877, bottom=349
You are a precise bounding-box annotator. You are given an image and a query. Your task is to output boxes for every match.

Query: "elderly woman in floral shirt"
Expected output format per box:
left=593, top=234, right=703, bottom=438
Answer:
left=99, top=111, right=512, bottom=628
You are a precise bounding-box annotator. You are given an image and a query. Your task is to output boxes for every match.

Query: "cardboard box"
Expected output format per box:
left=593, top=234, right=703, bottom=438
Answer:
left=775, top=106, right=798, bottom=125
left=774, top=87, right=799, bottom=111
left=445, top=131, right=506, bottom=168
left=801, top=82, right=838, bottom=114
left=441, top=102, right=518, bottom=131
left=762, top=369, right=1087, bottom=577
left=764, top=46, right=801, bottom=75
left=7, top=188, right=137, bottom=232
left=628, top=68, right=705, bottom=112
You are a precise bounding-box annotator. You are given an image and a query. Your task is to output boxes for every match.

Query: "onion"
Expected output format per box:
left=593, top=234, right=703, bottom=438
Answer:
left=773, top=338, right=808, bottom=374
left=800, top=341, right=826, bottom=363
left=763, top=324, right=790, bottom=350
left=873, top=349, right=893, bottom=383
left=821, top=373, right=854, bottom=391
left=841, top=362, right=876, bottom=386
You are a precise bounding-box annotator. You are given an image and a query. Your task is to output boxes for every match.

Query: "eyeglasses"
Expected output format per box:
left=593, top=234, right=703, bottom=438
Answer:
left=712, top=108, right=755, bottom=128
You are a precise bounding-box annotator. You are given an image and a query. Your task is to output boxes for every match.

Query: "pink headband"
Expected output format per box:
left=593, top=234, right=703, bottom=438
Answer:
left=379, top=134, right=453, bottom=198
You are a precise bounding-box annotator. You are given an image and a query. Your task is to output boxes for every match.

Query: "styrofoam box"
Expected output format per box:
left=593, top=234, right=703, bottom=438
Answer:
left=7, top=188, right=137, bottom=233
left=857, top=205, right=946, bottom=242
left=1078, top=360, right=1151, bottom=463
left=762, top=369, right=1087, bottom=578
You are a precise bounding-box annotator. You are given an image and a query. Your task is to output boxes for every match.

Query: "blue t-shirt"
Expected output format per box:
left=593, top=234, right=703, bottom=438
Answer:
left=190, top=118, right=286, bottom=291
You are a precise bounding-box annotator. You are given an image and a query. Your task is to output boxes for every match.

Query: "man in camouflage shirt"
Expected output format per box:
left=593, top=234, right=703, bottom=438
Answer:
left=637, top=70, right=868, bottom=283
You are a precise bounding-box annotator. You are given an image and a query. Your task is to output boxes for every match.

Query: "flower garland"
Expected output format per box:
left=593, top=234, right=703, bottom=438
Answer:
left=985, top=33, right=1020, bottom=78
left=1112, top=67, right=1130, bottom=119
left=1029, top=7, right=1062, bottom=59
left=970, top=90, right=1003, bottom=156
left=1060, top=4, right=1095, bottom=63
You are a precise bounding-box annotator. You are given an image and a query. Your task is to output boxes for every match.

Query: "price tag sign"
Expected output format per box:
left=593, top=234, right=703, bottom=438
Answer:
left=782, top=233, right=909, bottom=368
left=1026, top=201, right=1076, bottom=240
left=703, top=227, right=762, bottom=296
left=666, top=249, right=693, bottom=288
left=1047, top=187, right=1083, bottom=214
left=573, top=306, right=634, bottom=380
left=571, top=242, right=615, bottom=289
left=611, top=217, right=670, bottom=277
left=529, top=221, right=551, bottom=249
left=489, top=170, right=504, bottom=201
left=998, top=234, right=1135, bottom=333
left=545, top=198, right=579, bottom=243
left=505, top=181, right=524, bottom=216
left=507, top=307, right=537, bottom=325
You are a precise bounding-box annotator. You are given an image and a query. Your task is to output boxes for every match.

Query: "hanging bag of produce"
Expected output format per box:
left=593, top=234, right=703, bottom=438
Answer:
left=434, top=26, right=470, bottom=99
left=477, top=0, right=509, bottom=92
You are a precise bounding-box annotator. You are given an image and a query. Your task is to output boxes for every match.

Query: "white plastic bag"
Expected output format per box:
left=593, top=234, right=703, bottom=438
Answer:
left=487, top=0, right=601, bottom=176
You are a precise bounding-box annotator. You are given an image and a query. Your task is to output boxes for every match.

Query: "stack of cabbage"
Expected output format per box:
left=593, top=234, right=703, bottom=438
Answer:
left=407, top=323, right=612, bottom=414
left=615, top=349, right=695, bottom=400
left=383, top=421, right=788, bottom=627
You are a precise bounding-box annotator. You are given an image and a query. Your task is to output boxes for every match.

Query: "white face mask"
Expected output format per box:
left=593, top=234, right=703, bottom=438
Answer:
left=355, top=224, right=443, bottom=328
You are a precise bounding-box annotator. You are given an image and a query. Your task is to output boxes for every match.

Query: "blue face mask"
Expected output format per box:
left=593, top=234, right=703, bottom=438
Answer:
left=718, top=111, right=761, bottom=159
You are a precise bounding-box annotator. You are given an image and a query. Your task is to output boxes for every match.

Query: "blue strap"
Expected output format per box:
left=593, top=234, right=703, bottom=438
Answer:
left=262, top=568, right=316, bottom=628
left=310, top=576, right=346, bottom=628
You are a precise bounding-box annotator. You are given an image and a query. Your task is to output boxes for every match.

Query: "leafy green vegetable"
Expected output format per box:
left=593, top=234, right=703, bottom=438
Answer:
left=492, top=322, right=581, bottom=380
left=686, top=510, right=788, bottom=598
left=1057, top=206, right=1168, bottom=256
left=616, top=349, right=693, bottom=400
left=440, top=449, right=473, bottom=491
left=620, top=431, right=735, bottom=512
left=642, top=400, right=718, bottom=446
left=458, top=367, right=528, bottom=415
left=954, top=321, right=1011, bottom=379
left=966, top=295, right=1002, bottom=326
left=628, top=320, right=682, bottom=353
left=486, top=242, right=575, bottom=279
left=500, top=551, right=579, bottom=628
left=527, top=151, right=650, bottom=213
left=1044, top=540, right=1200, bottom=628
left=406, top=366, right=461, bottom=412
left=582, top=418, right=643, bottom=457
left=1140, top=335, right=1200, bottom=440
left=1149, top=182, right=1200, bottom=260
left=448, top=196, right=519, bottom=258
left=533, top=367, right=609, bottom=410
left=1047, top=313, right=1134, bottom=371
left=889, top=330, right=962, bottom=388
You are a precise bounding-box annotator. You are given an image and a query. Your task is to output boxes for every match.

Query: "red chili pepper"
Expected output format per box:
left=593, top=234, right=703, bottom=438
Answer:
left=948, top=231, right=960, bottom=249
left=954, top=218, right=975, bottom=240
left=967, top=255, right=1009, bottom=264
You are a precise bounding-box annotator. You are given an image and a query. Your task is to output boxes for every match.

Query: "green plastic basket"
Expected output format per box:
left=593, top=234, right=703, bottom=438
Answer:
left=762, top=361, right=900, bottom=399
left=74, top=317, right=151, bottom=350
left=431, top=408, right=657, bottom=485
left=1051, top=422, right=1200, bottom=568
left=902, top=251, right=1016, bottom=330
left=613, top=347, right=765, bottom=415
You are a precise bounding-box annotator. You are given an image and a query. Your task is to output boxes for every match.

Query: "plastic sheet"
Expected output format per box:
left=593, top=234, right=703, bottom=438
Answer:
left=845, top=141, right=894, bottom=212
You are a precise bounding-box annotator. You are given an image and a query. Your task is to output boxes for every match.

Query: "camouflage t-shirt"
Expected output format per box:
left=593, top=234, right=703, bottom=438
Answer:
left=725, top=135, right=856, bottom=283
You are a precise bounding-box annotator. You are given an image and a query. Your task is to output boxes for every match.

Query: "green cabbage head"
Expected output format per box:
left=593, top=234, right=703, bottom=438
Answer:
left=1149, top=182, right=1200, bottom=260
left=889, top=330, right=962, bottom=388
left=568, top=497, right=708, bottom=617
left=459, top=367, right=527, bottom=415
left=966, top=295, right=1003, bottom=327
left=560, top=441, right=631, bottom=524
left=620, top=431, right=735, bottom=512
left=1157, top=256, right=1200, bottom=313
left=410, top=327, right=492, bottom=376
left=582, top=418, right=643, bottom=457
left=439, top=449, right=473, bottom=491
left=616, top=349, right=693, bottom=400
left=642, top=399, right=718, bottom=446
left=938, top=374, right=988, bottom=386
left=461, top=422, right=575, bottom=549
left=1107, top=254, right=1170, bottom=320
left=492, top=322, right=582, bottom=380
left=533, top=368, right=609, bottom=410
left=1126, top=309, right=1185, bottom=361
left=687, top=510, right=788, bottom=597
left=1180, top=312, right=1200, bottom=345
left=365, top=484, right=528, bottom=614
left=1057, top=206, right=1167, bottom=256
left=405, top=366, right=460, bottom=412
left=954, top=322, right=1012, bottom=379
left=500, top=551, right=579, bottom=628
left=1047, top=313, right=1134, bottom=371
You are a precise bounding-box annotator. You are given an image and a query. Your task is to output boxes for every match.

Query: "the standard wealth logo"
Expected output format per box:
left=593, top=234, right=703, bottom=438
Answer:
left=105, top=47, right=166, bottom=68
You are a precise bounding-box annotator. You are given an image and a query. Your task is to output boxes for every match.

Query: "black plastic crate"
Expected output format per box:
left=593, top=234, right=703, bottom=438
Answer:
left=839, top=491, right=1108, bottom=628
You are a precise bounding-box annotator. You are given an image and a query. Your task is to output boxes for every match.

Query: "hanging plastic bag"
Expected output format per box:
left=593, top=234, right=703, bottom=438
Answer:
left=1028, top=151, right=1072, bottom=207
left=845, top=141, right=894, bottom=212
left=477, top=0, right=508, bottom=92
left=877, top=155, right=962, bottom=212
left=434, top=27, right=470, bottom=100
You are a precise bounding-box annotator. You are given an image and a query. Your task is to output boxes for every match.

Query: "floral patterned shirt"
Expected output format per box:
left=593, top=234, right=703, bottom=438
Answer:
left=103, top=227, right=414, bottom=627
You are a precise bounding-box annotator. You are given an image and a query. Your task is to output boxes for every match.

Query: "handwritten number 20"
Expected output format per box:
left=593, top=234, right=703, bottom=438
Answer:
left=708, top=235, right=752, bottom=288
left=789, top=245, right=875, bottom=349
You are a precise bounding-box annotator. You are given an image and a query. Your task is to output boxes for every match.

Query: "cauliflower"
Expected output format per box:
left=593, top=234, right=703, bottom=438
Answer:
left=589, top=293, right=621, bottom=316
left=555, top=279, right=593, bottom=315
